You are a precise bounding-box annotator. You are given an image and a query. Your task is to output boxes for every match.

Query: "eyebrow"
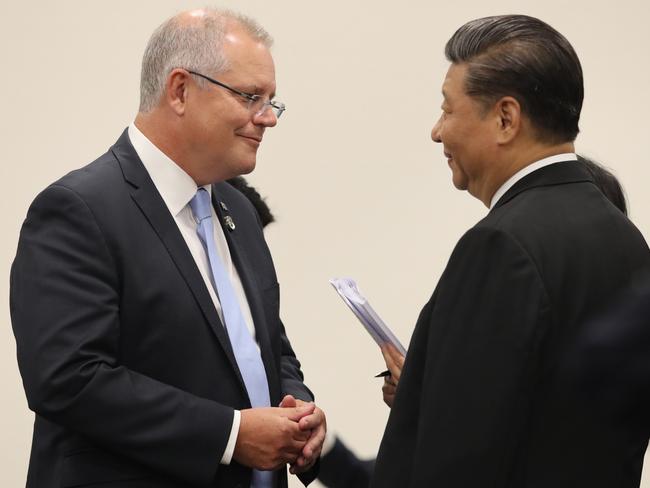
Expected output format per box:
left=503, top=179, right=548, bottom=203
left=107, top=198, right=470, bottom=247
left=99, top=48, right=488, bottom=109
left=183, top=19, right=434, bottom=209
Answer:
left=242, top=84, right=259, bottom=94
left=249, top=84, right=276, bottom=99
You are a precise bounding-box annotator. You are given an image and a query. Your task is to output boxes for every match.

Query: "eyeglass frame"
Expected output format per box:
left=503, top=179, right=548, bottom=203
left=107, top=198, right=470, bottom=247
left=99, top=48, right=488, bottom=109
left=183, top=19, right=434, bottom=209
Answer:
left=186, top=69, right=286, bottom=119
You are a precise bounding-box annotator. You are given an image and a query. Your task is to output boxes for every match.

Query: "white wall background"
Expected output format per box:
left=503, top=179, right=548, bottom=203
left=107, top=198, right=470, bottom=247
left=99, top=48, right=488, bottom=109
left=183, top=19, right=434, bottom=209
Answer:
left=1, top=1, right=649, bottom=486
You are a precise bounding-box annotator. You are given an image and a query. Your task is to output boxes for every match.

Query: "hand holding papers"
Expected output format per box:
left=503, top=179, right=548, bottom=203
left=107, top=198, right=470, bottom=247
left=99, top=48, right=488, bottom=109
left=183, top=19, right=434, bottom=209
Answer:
left=329, top=277, right=407, bottom=356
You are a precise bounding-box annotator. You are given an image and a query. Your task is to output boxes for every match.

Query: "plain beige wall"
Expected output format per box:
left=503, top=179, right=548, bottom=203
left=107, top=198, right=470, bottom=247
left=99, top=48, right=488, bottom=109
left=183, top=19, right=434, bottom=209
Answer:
left=2, top=1, right=649, bottom=486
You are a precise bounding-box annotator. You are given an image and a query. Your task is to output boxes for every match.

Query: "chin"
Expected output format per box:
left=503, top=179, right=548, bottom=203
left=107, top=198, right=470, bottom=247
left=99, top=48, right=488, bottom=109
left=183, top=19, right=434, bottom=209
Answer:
left=452, top=181, right=469, bottom=191
left=451, top=171, right=469, bottom=190
left=239, top=160, right=256, bottom=175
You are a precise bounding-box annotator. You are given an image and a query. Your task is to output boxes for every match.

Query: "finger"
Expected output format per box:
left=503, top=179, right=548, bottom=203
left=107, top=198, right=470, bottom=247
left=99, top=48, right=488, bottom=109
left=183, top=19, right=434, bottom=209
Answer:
left=385, top=343, right=405, bottom=366
left=300, top=437, right=314, bottom=460
left=283, top=418, right=311, bottom=441
left=291, top=453, right=317, bottom=474
left=294, top=453, right=310, bottom=469
left=289, top=458, right=306, bottom=475
left=289, top=460, right=307, bottom=475
left=381, top=345, right=400, bottom=380
left=287, top=437, right=308, bottom=457
left=380, top=343, right=391, bottom=364
left=291, top=463, right=313, bottom=475
left=281, top=403, right=315, bottom=422
left=297, top=453, right=308, bottom=466
left=297, top=406, right=322, bottom=430
left=302, top=428, right=324, bottom=460
left=279, top=394, right=297, bottom=408
left=298, top=412, right=315, bottom=430
left=384, top=343, right=404, bottom=369
left=382, top=381, right=395, bottom=407
left=300, top=419, right=325, bottom=457
left=281, top=437, right=308, bottom=466
left=383, top=393, right=394, bottom=408
left=292, top=427, right=311, bottom=442
left=383, top=343, right=405, bottom=375
left=390, top=352, right=405, bottom=376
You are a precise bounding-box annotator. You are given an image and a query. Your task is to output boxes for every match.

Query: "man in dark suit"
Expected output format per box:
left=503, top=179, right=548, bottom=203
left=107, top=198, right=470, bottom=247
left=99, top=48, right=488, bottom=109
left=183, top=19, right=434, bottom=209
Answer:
left=10, top=8, right=324, bottom=488
left=371, top=15, right=650, bottom=488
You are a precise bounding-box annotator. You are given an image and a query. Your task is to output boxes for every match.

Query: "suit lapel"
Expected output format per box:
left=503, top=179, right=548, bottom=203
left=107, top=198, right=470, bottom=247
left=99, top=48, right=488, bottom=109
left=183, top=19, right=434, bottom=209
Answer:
left=110, top=130, right=245, bottom=390
left=212, top=184, right=282, bottom=405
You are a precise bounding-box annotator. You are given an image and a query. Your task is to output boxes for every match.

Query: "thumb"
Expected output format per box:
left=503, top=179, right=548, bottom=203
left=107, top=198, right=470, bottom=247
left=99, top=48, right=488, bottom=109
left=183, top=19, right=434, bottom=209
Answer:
left=279, top=394, right=297, bottom=408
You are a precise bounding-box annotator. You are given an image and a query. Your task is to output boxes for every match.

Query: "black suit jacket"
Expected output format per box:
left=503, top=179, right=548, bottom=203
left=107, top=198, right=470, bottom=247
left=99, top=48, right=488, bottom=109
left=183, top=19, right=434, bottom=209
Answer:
left=562, top=272, right=650, bottom=462
left=371, top=162, right=650, bottom=488
left=10, top=130, right=315, bottom=488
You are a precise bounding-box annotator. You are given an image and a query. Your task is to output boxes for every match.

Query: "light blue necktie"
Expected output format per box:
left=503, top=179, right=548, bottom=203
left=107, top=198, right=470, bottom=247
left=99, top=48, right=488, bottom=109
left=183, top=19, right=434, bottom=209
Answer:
left=189, top=188, right=273, bottom=488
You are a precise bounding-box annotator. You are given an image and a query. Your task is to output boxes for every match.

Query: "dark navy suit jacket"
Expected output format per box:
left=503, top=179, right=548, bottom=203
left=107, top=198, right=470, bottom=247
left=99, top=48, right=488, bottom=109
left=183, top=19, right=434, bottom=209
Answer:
left=11, top=130, right=315, bottom=488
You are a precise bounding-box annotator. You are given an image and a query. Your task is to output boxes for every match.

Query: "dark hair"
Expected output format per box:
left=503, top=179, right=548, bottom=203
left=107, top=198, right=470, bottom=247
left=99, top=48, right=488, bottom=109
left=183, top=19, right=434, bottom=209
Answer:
left=577, top=156, right=627, bottom=216
left=445, top=15, right=583, bottom=143
left=226, top=176, right=275, bottom=227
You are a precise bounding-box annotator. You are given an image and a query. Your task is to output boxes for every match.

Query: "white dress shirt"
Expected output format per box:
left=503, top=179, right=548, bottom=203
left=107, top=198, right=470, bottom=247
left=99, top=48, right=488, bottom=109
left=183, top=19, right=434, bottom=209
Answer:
left=128, top=122, right=256, bottom=465
left=490, top=153, right=578, bottom=209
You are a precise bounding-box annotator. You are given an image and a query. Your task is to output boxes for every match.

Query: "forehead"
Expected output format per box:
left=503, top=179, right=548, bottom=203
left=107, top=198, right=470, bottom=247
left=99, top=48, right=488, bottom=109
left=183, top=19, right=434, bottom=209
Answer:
left=442, top=63, right=468, bottom=100
left=221, top=28, right=276, bottom=88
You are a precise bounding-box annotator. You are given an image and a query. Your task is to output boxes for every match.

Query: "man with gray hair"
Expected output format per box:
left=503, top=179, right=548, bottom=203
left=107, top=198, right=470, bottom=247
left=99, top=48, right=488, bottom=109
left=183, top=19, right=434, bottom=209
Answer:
left=11, top=8, right=324, bottom=488
left=371, top=15, right=650, bottom=488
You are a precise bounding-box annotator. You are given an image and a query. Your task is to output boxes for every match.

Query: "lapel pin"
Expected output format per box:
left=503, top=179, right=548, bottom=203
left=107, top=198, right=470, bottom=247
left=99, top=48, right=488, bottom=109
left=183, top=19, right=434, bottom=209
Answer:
left=219, top=201, right=228, bottom=211
left=224, top=215, right=236, bottom=231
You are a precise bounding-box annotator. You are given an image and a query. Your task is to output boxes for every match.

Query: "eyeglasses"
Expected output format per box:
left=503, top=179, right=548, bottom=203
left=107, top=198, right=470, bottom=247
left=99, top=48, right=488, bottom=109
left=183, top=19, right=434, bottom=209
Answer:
left=187, top=70, right=286, bottom=119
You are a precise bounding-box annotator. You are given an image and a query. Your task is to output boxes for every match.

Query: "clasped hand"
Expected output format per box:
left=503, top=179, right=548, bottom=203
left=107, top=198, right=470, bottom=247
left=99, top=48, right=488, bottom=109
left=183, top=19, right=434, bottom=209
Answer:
left=233, top=395, right=326, bottom=475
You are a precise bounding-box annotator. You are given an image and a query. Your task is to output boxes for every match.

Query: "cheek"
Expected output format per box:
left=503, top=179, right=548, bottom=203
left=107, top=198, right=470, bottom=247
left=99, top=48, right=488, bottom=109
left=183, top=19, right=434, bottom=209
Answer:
left=440, top=119, right=460, bottom=144
left=236, top=118, right=256, bottom=132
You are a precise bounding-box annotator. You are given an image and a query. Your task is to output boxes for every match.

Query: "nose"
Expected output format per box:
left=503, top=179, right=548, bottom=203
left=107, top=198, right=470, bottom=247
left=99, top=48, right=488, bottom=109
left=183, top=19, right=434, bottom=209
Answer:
left=431, top=115, right=442, bottom=143
left=253, top=106, right=278, bottom=128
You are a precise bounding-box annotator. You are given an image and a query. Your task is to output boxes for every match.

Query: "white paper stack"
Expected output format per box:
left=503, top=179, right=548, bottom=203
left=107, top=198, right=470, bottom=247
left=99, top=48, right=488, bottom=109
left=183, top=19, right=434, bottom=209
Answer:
left=329, top=277, right=407, bottom=356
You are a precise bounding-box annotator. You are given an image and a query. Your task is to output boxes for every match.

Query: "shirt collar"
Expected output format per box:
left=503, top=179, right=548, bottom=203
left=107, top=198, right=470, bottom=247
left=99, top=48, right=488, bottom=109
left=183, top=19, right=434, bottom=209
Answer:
left=128, top=122, right=210, bottom=216
left=489, top=153, right=578, bottom=209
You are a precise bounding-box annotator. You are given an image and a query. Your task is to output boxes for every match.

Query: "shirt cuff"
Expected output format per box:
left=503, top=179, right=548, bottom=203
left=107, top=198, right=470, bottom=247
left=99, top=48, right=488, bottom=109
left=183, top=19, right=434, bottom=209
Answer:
left=220, top=409, right=240, bottom=465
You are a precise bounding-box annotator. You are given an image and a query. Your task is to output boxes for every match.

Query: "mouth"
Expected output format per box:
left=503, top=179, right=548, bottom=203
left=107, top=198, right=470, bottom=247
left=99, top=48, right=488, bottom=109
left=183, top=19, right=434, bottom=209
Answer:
left=238, top=134, right=263, bottom=145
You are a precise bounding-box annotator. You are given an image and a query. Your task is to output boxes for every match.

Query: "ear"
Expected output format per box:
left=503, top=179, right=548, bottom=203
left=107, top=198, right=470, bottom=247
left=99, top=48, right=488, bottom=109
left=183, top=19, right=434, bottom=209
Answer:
left=165, top=68, right=191, bottom=116
left=494, top=96, right=521, bottom=145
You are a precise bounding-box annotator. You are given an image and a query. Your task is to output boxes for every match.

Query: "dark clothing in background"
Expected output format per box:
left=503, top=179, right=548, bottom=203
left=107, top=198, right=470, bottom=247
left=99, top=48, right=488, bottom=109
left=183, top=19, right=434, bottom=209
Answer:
left=319, top=438, right=374, bottom=488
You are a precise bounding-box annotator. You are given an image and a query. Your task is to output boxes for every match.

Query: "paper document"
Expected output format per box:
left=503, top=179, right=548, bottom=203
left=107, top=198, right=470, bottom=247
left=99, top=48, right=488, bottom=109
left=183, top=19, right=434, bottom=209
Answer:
left=329, top=277, right=407, bottom=356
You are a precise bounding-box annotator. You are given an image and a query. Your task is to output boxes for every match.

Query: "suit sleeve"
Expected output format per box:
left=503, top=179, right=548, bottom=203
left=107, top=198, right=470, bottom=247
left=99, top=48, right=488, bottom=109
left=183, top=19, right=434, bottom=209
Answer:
left=10, top=184, right=233, bottom=486
left=278, top=319, right=314, bottom=402
left=277, top=319, right=319, bottom=487
left=409, top=226, right=551, bottom=486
